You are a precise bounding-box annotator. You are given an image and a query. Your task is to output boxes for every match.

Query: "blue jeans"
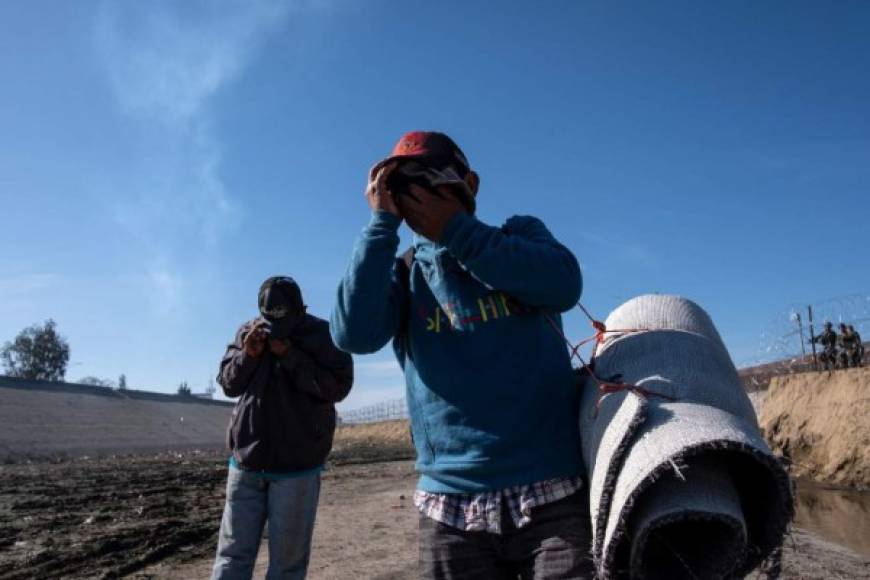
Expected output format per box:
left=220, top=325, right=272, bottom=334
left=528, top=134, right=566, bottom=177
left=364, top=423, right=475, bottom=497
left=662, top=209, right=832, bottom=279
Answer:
left=211, top=466, right=321, bottom=580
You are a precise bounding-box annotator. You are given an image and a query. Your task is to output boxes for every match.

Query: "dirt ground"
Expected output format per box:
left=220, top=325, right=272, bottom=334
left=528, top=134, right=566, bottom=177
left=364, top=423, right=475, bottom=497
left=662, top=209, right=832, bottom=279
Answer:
left=136, top=461, right=419, bottom=580
left=0, top=451, right=228, bottom=579
left=139, top=461, right=869, bottom=580
left=328, top=420, right=415, bottom=465
left=0, top=422, right=867, bottom=579
left=760, top=367, right=870, bottom=489
left=0, top=421, right=416, bottom=579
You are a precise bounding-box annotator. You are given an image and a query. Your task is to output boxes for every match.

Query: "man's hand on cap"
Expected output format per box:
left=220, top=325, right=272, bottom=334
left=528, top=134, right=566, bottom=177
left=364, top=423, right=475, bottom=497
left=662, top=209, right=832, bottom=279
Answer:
left=243, top=321, right=268, bottom=358
left=399, top=184, right=466, bottom=242
left=366, top=161, right=401, bottom=216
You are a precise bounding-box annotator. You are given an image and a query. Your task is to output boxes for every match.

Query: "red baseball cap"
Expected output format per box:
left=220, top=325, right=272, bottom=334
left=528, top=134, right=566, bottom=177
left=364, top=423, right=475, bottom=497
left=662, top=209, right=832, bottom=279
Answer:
left=378, top=131, right=471, bottom=176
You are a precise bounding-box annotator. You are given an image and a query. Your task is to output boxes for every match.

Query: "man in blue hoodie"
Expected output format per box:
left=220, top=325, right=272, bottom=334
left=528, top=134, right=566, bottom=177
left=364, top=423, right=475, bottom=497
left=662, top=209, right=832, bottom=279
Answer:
left=331, top=132, right=592, bottom=579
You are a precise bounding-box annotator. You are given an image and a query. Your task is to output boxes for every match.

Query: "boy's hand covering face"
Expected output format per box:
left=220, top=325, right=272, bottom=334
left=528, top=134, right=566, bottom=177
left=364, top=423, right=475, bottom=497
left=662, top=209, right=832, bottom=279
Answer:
left=398, top=184, right=467, bottom=242
left=390, top=161, right=474, bottom=242
left=365, top=161, right=401, bottom=216
left=365, top=158, right=475, bottom=241
left=389, top=162, right=476, bottom=213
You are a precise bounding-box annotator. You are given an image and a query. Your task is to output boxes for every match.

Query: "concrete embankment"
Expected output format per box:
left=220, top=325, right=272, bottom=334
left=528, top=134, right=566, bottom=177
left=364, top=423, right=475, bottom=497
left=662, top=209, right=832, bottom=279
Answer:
left=0, top=377, right=233, bottom=460
left=759, top=367, right=870, bottom=489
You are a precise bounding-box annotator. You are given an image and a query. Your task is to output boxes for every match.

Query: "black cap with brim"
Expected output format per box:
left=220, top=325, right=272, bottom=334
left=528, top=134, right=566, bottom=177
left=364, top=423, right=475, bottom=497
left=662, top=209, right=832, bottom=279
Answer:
left=258, top=276, right=304, bottom=339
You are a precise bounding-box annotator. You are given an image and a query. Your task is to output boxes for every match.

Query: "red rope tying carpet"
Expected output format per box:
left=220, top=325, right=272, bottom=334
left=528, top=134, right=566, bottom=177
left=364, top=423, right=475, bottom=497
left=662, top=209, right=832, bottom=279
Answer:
left=545, top=303, right=675, bottom=415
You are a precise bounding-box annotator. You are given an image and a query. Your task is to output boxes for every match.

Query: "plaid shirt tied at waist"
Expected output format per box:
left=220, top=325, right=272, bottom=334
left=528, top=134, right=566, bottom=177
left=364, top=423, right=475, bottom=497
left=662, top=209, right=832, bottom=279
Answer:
left=414, top=476, right=584, bottom=535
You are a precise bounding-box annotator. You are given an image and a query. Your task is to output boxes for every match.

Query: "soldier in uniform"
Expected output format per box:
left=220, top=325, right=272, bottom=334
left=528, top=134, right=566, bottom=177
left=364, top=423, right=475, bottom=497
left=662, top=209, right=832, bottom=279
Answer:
left=837, top=323, right=853, bottom=369
left=810, top=321, right=838, bottom=370
left=848, top=325, right=864, bottom=367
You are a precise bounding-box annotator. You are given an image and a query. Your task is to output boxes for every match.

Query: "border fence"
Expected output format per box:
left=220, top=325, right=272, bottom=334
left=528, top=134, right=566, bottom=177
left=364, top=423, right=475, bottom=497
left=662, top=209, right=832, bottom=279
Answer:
left=755, top=298, right=868, bottom=366
left=339, top=397, right=408, bottom=424
left=740, top=294, right=869, bottom=390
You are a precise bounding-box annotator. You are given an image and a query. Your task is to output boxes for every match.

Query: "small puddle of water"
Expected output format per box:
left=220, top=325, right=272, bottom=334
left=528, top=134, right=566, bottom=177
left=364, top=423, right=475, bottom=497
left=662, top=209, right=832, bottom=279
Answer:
left=794, top=480, right=870, bottom=557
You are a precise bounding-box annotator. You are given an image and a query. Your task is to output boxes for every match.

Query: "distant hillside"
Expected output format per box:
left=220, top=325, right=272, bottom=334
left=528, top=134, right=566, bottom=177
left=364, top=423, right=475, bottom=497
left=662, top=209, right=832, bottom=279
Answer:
left=0, top=376, right=232, bottom=406
left=0, top=376, right=233, bottom=461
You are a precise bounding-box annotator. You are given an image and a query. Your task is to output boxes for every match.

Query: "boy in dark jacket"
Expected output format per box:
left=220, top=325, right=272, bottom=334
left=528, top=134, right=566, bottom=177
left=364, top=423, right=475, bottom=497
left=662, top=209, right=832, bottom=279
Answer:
left=330, top=132, right=592, bottom=579
left=212, top=276, right=353, bottom=580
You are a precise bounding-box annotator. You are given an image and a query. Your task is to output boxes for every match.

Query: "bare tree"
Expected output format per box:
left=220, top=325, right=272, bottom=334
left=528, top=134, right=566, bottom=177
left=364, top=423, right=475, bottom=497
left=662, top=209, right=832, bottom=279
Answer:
left=1, top=320, right=70, bottom=382
left=177, top=381, right=191, bottom=397
left=118, top=374, right=128, bottom=390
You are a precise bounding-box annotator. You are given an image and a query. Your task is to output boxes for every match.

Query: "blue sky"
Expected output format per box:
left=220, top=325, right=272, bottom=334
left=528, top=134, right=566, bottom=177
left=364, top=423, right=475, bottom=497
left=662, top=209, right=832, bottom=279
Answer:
left=1, top=1, right=868, bottom=410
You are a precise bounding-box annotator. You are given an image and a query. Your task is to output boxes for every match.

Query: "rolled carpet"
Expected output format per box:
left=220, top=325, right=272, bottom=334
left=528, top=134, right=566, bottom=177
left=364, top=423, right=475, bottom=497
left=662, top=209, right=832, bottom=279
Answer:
left=579, top=295, right=792, bottom=579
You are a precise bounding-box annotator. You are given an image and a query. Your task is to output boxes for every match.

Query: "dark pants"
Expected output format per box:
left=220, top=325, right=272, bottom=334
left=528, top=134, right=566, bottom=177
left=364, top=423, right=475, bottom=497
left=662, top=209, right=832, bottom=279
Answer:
left=419, top=492, right=594, bottom=580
